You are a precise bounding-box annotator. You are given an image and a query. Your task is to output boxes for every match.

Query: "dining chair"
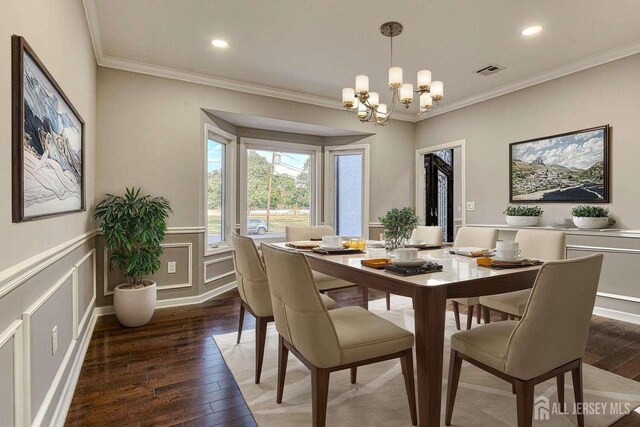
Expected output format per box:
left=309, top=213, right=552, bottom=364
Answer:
left=285, top=225, right=364, bottom=306
left=262, top=244, right=417, bottom=427
left=445, top=254, right=603, bottom=427
left=451, top=227, right=498, bottom=329
left=384, top=226, right=444, bottom=310
left=231, top=233, right=337, bottom=384
left=480, top=230, right=566, bottom=322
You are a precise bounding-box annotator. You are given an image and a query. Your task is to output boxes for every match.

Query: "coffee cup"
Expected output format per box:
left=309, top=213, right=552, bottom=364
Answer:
left=322, top=235, right=342, bottom=248
left=395, top=248, right=419, bottom=262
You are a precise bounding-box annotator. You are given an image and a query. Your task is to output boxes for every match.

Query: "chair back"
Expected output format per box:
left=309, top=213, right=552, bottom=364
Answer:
left=261, top=244, right=341, bottom=368
left=285, top=225, right=335, bottom=242
left=505, top=254, right=603, bottom=379
left=454, top=227, right=498, bottom=249
left=231, top=234, right=273, bottom=317
left=515, top=229, right=566, bottom=261
left=410, top=226, right=443, bottom=244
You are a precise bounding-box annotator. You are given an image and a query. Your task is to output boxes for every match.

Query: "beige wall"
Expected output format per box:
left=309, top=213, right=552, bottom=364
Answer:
left=96, top=67, right=415, bottom=227
left=0, top=0, right=97, bottom=272
left=415, top=54, right=640, bottom=229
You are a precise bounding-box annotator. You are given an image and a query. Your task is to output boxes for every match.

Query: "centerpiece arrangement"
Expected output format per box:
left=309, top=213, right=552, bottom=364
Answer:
left=571, top=205, right=611, bottom=229
left=94, top=187, right=172, bottom=327
left=503, top=205, right=543, bottom=226
left=379, top=207, right=419, bottom=255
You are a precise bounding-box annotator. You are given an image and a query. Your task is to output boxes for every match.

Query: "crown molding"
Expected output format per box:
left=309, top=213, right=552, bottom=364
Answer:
left=418, top=39, right=640, bottom=121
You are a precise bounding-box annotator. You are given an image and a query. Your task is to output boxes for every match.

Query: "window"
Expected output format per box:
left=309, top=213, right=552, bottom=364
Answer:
left=241, top=139, right=321, bottom=239
left=204, top=125, right=235, bottom=253
left=325, top=145, right=369, bottom=238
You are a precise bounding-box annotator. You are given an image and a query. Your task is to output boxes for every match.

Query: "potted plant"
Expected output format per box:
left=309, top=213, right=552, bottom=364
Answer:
left=379, top=207, right=419, bottom=255
left=571, top=205, right=610, bottom=229
left=503, top=205, right=543, bottom=227
left=94, top=188, right=172, bottom=327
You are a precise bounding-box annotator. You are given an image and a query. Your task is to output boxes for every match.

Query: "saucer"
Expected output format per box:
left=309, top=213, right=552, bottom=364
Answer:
left=317, top=245, right=345, bottom=251
left=392, top=259, right=427, bottom=268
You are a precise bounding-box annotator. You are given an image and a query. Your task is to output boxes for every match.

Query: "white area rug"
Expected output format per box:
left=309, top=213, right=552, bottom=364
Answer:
left=213, top=296, right=640, bottom=426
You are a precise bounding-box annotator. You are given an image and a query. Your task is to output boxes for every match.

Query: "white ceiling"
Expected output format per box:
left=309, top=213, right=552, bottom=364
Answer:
left=86, top=0, right=640, bottom=119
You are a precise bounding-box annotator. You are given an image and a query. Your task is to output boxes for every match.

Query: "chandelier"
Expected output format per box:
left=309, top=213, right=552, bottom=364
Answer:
left=342, top=22, right=444, bottom=126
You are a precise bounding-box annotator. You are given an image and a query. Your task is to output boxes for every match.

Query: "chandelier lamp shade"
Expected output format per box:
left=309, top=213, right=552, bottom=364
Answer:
left=342, top=21, right=444, bottom=125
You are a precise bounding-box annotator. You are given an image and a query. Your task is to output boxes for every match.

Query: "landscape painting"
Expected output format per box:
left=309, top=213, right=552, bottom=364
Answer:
left=12, top=36, right=84, bottom=222
left=510, top=126, right=609, bottom=203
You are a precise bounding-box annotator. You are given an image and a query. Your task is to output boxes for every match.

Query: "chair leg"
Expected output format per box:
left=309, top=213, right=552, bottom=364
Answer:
left=255, top=316, right=268, bottom=384
left=236, top=303, right=245, bottom=344
left=452, top=301, right=461, bottom=330
left=350, top=367, right=357, bottom=384
left=515, top=379, right=535, bottom=427
left=400, top=348, right=418, bottom=426
left=476, top=304, right=482, bottom=324
left=483, top=305, right=491, bottom=324
left=501, top=312, right=509, bottom=321
left=276, top=336, right=289, bottom=404
left=572, top=361, right=585, bottom=427
left=557, top=373, right=565, bottom=413
left=466, top=304, right=474, bottom=330
left=360, top=286, right=369, bottom=309
left=445, top=350, right=463, bottom=426
left=386, top=292, right=391, bottom=310
left=311, top=367, right=331, bottom=427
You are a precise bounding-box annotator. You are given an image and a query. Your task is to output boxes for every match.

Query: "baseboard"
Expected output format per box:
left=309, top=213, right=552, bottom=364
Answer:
left=50, top=306, right=98, bottom=426
left=593, top=306, right=640, bottom=325
left=95, top=281, right=237, bottom=317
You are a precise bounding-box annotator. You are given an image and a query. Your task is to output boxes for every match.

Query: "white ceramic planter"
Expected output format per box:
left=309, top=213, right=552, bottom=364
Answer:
left=506, top=216, right=541, bottom=227
left=573, top=217, right=609, bottom=229
left=114, top=281, right=157, bottom=327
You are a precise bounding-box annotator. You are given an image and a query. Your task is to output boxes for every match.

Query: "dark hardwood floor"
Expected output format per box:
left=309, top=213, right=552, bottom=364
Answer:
left=65, top=288, right=640, bottom=426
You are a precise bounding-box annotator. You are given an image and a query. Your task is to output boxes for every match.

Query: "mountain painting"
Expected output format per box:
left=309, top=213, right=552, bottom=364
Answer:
left=509, top=126, right=609, bottom=203
left=12, top=36, right=84, bottom=222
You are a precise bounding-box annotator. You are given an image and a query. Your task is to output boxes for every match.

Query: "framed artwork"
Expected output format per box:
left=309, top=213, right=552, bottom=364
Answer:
left=509, top=125, right=609, bottom=203
left=11, top=35, right=85, bottom=222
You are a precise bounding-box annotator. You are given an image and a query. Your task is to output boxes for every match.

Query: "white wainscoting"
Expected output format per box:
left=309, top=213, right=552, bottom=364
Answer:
left=203, top=255, right=235, bottom=285
left=0, top=320, right=24, bottom=427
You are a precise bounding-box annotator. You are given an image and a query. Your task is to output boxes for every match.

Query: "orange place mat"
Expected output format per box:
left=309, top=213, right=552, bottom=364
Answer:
left=361, top=258, right=392, bottom=269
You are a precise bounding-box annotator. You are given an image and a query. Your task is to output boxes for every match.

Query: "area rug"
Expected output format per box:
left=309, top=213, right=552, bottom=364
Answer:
left=213, top=296, right=640, bottom=426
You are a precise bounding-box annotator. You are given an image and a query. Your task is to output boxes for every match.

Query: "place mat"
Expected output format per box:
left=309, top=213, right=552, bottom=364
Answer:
left=384, top=262, right=443, bottom=276
left=477, top=257, right=544, bottom=269
left=311, top=247, right=363, bottom=255
left=449, top=248, right=493, bottom=257
left=286, top=241, right=323, bottom=249
left=404, top=243, right=443, bottom=250
left=361, top=258, right=392, bottom=269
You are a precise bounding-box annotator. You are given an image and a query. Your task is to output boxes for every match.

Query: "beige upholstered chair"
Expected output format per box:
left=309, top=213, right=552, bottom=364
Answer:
left=452, top=227, right=498, bottom=329
left=480, top=230, right=566, bottom=322
left=231, top=234, right=337, bottom=384
left=384, top=226, right=444, bottom=310
left=284, top=225, right=363, bottom=304
left=262, top=244, right=417, bottom=427
left=446, top=254, right=603, bottom=427
left=410, top=225, right=443, bottom=244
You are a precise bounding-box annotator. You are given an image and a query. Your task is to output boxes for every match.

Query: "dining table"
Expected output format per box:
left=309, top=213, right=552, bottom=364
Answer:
left=274, top=243, right=542, bottom=426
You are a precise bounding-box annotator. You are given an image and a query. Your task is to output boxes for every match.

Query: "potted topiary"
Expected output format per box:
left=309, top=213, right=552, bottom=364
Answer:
left=379, top=207, right=419, bottom=255
left=571, top=205, right=610, bottom=229
left=94, top=188, right=172, bottom=327
left=503, top=205, right=543, bottom=227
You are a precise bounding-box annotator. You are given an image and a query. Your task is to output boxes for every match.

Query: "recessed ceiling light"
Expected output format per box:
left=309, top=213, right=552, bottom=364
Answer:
left=211, top=39, right=229, bottom=48
left=521, top=25, right=543, bottom=36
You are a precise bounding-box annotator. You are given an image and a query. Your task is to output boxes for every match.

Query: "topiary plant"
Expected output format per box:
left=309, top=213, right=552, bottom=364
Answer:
left=503, top=205, right=543, bottom=217
left=94, top=187, right=172, bottom=287
left=571, top=205, right=609, bottom=218
left=379, top=207, right=420, bottom=250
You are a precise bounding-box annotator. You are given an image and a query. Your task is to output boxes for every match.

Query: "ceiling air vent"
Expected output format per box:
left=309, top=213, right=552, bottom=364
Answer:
left=474, top=64, right=505, bottom=76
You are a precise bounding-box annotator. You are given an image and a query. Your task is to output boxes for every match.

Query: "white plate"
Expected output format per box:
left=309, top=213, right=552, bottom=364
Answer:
left=493, top=256, right=524, bottom=262
left=317, top=245, right=345, bottom=251
left=392, top=259, right=427, bottom=268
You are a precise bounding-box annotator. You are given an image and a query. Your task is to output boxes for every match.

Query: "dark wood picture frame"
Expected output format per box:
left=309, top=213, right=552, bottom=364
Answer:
left=12, top=35, right=85, bottom=222
left=509, top=125, right=609, bottom=203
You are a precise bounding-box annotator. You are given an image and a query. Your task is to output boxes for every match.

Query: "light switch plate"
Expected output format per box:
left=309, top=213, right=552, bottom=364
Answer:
left=466, top=201, right=475, bottom=211
left=52, top=326, right=58, bottom=355
left=168, top=261, right=176, bottom=274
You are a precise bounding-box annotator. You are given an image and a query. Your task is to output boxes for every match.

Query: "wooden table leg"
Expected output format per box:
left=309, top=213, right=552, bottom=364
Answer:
left=414, top=286, right=447, bottom=426
left=360, top=285, right=369, bottom=309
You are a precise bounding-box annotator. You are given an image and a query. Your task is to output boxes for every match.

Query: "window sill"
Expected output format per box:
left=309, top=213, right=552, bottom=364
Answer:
left=205, top=245, right=234, bottom=257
